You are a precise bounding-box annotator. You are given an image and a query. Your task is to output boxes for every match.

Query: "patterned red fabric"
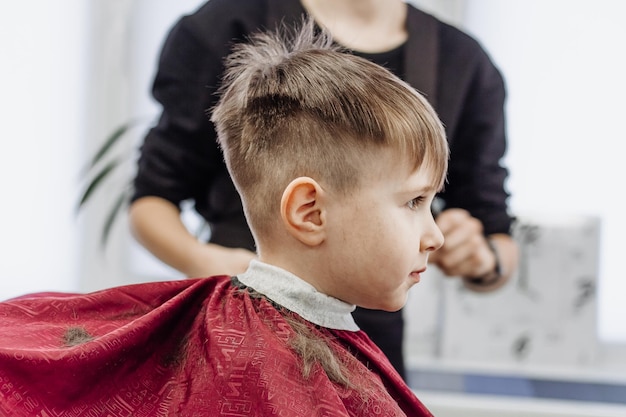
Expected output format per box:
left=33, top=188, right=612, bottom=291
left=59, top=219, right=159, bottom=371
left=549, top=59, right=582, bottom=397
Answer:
left=0, top=276, right=433, bottom=416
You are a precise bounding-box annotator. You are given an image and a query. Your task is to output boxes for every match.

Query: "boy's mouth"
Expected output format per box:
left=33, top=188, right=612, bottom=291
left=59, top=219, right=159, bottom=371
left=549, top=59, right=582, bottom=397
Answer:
left=410, top=267, right=427, bottom=282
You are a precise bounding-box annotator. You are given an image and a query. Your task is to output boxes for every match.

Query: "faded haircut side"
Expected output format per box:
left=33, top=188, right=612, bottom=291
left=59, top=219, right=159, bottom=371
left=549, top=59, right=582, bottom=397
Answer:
left=211, top=18, right=448, bottom=240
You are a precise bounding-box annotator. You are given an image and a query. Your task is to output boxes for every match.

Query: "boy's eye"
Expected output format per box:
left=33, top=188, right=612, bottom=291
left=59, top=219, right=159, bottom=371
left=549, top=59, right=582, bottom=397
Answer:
left=407, top=196, right=425, bottom=210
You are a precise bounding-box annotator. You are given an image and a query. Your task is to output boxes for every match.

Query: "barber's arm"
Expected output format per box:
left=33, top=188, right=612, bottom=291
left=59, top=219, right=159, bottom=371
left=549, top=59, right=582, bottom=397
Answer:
left=129, top=197, right=255, bottom=278
left=129, top=12, right=256, bottom=278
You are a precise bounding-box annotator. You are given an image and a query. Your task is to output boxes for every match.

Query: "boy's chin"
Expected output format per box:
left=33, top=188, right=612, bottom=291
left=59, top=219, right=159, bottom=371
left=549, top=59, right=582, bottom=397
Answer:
left=369, top=295, right=409, bottom=312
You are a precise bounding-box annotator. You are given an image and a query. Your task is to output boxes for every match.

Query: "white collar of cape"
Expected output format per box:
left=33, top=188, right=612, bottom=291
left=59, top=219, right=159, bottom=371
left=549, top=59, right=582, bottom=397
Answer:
left=237, top=260, right=360, bottom=331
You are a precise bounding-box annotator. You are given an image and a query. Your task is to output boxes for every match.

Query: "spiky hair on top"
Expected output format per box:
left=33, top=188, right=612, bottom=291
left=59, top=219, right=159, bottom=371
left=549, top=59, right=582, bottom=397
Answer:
left=211, top=17, right=448, bottom=240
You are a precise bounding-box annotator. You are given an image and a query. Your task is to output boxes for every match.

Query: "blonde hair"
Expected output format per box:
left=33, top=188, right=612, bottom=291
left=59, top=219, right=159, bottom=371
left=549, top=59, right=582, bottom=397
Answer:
left=211, top=18, right=448, bottom=240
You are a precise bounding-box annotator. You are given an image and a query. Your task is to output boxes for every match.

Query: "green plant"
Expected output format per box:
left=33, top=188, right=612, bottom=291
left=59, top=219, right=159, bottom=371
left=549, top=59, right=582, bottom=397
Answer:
left=77, top=117, right=209, bottom=249
left=77, top=119, right=145, bottom=248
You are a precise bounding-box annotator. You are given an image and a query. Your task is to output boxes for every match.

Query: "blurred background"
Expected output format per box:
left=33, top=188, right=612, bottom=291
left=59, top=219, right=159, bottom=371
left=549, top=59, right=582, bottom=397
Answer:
left=1, top=1, right=625, bottom=415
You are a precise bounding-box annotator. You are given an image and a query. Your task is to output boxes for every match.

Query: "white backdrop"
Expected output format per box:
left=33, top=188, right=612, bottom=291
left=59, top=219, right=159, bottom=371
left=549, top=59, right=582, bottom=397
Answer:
left=0, top=1, right=87, bottom=297
left=462, top=0, right=626, bottom=343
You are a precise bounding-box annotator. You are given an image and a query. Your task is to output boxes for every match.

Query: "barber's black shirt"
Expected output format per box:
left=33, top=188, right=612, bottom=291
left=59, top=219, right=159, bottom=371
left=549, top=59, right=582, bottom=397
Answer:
left=132, top=0, right=513, bottom=251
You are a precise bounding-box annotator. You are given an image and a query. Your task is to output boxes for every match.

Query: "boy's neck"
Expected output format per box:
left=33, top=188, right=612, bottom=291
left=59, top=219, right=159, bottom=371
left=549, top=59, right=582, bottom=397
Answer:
left=300, top=0, right=408, bottom=53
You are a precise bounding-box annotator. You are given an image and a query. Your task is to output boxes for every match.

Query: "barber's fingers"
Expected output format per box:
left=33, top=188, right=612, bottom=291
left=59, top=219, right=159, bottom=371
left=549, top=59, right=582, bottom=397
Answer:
left=435, top=209, right=483, bottom=249
left=431, top=208, right=493, bottom=277
left=434, top=234, right=494, bottom=277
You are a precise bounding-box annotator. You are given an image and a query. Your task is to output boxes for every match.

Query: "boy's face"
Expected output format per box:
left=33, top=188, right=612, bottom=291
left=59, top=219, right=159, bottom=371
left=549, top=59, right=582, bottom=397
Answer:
left=320, top=155, right=444, bottom=312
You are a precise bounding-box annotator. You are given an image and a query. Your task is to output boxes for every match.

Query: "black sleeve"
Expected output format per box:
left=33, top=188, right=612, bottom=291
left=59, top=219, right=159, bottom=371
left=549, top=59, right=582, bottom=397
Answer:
left=131, top=0, right=264, bottom=223
left=438, top=29, right=514, bottom=235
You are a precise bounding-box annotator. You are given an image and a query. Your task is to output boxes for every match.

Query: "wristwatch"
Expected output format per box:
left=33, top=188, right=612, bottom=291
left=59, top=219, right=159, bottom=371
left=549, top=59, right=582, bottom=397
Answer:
left=464, top=238, right=502, bottom=286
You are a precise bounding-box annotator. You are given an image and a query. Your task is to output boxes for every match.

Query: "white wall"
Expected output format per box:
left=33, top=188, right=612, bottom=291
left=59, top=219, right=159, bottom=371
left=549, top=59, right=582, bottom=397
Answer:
left=0, top=1, right=87, bottom=299
left=0, top=1, right=205, bottom=300
left=461, top=0, right=626, bottom=344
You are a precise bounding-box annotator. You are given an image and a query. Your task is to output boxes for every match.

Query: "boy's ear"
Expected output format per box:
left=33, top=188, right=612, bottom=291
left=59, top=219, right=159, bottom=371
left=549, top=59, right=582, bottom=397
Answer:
left=280, top=177, right=326, bottom=246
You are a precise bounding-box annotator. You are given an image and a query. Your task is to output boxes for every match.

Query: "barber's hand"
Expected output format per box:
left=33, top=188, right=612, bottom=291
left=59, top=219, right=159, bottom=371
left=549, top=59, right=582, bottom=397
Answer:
left=429, top=208, right=496, bottom=279
left=185, top=243, right=256, bottom=278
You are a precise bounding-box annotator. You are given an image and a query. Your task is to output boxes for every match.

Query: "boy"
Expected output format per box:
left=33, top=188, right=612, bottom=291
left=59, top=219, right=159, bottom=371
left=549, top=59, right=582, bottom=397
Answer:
left=0, top=21, right=447, bottom=416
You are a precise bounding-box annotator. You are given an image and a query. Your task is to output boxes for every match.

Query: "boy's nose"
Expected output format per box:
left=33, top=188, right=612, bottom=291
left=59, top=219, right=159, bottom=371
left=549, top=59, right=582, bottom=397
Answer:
left=421, top=217, right=444, bottom=253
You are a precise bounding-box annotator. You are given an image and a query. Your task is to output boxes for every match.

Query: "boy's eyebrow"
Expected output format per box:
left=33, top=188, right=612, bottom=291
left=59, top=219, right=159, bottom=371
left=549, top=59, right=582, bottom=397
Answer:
left=405, top=183, right=440, bottom=194
left=398, top=184, right=438, bottom=198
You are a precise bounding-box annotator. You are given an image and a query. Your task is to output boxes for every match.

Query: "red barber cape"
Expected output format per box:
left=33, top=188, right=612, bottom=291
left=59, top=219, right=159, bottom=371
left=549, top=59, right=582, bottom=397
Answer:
left=0, top=276, right=433, bottom=416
